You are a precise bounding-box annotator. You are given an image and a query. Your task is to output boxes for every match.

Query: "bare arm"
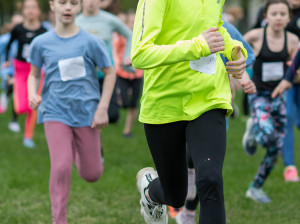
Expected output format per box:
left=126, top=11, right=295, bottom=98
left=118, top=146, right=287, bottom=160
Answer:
left=27, top=64, right=42, bottom=110
left=243, top=29, right=263, bottom=56
left=91, top=66, right=116, bottom=129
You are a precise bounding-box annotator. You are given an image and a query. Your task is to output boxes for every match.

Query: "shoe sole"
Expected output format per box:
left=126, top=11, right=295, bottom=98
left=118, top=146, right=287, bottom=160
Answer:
left=285, top=178, right=300, bottom=182
left=245, top=190, right=271, bottom=203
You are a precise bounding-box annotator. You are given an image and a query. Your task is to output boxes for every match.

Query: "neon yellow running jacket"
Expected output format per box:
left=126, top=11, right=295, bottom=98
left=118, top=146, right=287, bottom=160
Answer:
left=131, top=0, right=247, bottom=124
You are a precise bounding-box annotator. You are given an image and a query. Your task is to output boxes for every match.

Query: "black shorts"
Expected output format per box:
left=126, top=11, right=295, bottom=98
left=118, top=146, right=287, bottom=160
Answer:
left=116, top=76, right=143, bottom=109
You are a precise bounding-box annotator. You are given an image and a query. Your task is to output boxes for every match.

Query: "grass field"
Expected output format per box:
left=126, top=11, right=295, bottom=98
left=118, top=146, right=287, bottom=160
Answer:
left=0, top=92, right=299, bottom=224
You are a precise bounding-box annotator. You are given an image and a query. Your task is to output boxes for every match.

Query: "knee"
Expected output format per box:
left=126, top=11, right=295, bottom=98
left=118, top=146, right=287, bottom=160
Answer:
left=197, top=169, right=223, bottom=198
left=81, top=166, right=103, bottom=183
left=263, top=132, right=277, bottom=147
left=52, top=164, right=72, bottom=180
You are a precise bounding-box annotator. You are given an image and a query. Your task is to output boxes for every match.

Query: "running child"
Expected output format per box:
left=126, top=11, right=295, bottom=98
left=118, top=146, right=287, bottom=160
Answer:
left=27, top=0, right=116, bottom=223
left=132, top=0, right=247, bottom=223
left=4, top=0, right=47, bottom=148
left=113, top=10, right=143, bottom=138
left=76, top=0, right=133, bottom=123
left=0, top=14, right=23, bottom=132
left=243, top=0, right=299, bottom=203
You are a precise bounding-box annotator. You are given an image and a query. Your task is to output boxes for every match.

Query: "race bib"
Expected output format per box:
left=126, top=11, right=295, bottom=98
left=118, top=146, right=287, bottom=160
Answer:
left=190, top=53, right=216, bottom=75
left=262, top=62, right=284, bottom=82
left=58, top=56, right=86, bottom=81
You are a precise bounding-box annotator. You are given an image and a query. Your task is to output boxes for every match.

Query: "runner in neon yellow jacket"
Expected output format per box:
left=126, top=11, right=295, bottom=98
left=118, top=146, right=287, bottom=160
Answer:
left=132, top=0, right=248, bottom=124
left=133, top=1, right=248, bottom=224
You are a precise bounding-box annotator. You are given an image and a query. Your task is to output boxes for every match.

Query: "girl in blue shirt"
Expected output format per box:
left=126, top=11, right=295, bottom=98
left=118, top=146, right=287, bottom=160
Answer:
left=27, top=0, right=116, bottom=223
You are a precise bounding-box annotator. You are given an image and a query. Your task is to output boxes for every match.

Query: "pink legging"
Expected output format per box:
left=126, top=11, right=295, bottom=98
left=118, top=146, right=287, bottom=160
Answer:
left=44, top=121, right=103, bottom=224
left=13, top=59, right=43, bottom=139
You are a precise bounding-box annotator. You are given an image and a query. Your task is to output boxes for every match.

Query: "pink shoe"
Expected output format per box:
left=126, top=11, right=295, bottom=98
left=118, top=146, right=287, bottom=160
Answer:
left=0, top=105, right=5, bottom=114
left=284, top=166, right=299, bottom=182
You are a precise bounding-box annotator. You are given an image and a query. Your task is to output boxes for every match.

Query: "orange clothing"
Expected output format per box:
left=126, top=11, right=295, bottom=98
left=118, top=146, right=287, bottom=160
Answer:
left=113, top=33, right=143, bottom=80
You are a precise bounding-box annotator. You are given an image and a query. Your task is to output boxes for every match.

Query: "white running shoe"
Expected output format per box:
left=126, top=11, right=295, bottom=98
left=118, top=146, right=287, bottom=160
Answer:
left=246, top=184, right=271, bottom=203
left=136, top=167, right=168, bottom=224
left=186, top=168, right=196, bottom=200
left=8, top=121, right=21, bottom=133
left=242, top=118, right=257, bottom=156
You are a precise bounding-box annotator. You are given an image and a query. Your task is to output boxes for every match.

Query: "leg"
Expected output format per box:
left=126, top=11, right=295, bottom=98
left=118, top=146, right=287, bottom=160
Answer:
left=282, top=86, right=295, bottom=167
left=117, top=77, right=135, bottom=135
left=24, top=109, right=37, bottom=139
left=107, top=86, right=120, bottom=123
left=123, top=78, right=142, bottom=135
left=186, top=109, right=226, bottom=224
left=99, top=77, right=119, bottom=123
left=73, top=127, right=103, bottom=182
left=144, top=121, right=188, bottom=208
left=252, top=94, right=286, bottom=188
left=44, top=122, right=74, bottom=224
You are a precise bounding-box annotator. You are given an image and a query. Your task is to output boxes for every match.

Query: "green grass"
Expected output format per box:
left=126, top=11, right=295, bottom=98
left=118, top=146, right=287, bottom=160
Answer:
left=0, top=92, right=299, bottom=224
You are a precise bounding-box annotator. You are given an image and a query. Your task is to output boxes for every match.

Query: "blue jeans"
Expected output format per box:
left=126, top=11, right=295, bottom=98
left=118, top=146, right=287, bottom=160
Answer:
left=282, top=84, right=300, bottom=167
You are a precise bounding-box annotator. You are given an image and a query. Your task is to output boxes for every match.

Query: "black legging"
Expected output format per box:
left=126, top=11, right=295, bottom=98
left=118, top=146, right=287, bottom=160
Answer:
left=6, top=81, right=18, bottom=122
left=144, top=109, right=227, bottom=224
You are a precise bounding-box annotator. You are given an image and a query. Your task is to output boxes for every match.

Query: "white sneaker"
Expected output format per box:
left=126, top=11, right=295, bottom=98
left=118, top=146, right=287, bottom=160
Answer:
left=8, top=121, right=21, bottom=133
left=246, top=184, right=271, bottom=203
left=186, top=168, right=196, bottom=200
left=136, top=167, right=168, bottom=224
left=242, top=118, right=257, bottom=156
left=175, top=208, right=196, bottom=224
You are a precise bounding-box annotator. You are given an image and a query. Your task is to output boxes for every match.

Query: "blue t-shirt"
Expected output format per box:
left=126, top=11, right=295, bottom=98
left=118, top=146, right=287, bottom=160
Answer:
left=28, top=29, right=111, bottom=127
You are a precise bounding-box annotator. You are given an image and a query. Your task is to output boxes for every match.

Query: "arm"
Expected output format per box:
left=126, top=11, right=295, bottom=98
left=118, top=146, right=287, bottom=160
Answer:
left=91, top=66, right=116, bottom=129
left=271, top=49, right=300, bottom=98
left=285, top=49, right=300, bottom=83
left=219, top=19, right=247, bottom=79
left=28, top=64, right=42, bottom=110
left=238, top=71, right=257, bottom=94
left=4, top=27, right=17, bottom=63
left=131, top=0, right=212, bottom=70
left=113, top=17, right=132, bottom=59
left=223, top=22, right=255, bottom=66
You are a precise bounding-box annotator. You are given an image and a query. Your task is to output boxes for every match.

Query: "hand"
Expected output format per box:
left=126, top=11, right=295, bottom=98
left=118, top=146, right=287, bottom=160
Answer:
left=2, top=61, right=10, bottom=69
left=226, top=46, right=246, bottom=79
left=240, top=77, right=256, bottom=94
left=123, top=57, right=132, bottom=66
left=91, top=108, right=109, bottom=129
left=7, top=76, right=14, bottom=85
left=29, top=95, right=42, bottom=110
left=201, top=28, right=225, bottom=54
left=271, top=80, right=292, bottom=98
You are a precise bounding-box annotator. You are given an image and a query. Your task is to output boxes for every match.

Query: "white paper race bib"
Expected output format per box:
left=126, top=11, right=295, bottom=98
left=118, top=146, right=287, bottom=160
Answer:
left=58, top=56, right=86, bottom=81
left=22, top=44, right=30, bottom=60
left=262, top=62, right=284, bottom=82
left=190, top=53, right=216, bottom=75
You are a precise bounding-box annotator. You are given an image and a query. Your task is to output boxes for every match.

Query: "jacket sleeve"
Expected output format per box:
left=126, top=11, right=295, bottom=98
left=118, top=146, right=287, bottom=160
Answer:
left=131, top=0, right=212, bottom=70
left=113, top=17, right=132, bottom=59
left=284, top=49, right=300, bottom=83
